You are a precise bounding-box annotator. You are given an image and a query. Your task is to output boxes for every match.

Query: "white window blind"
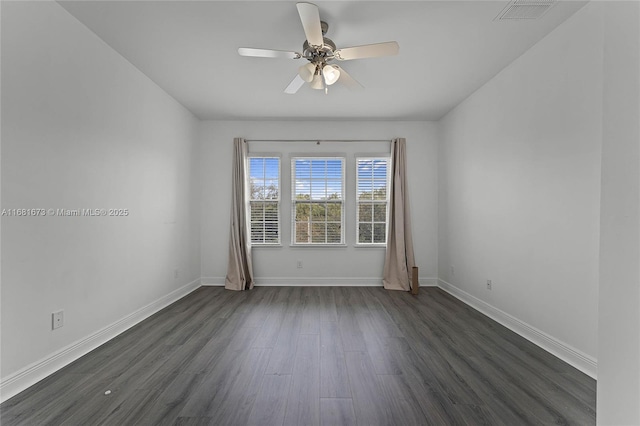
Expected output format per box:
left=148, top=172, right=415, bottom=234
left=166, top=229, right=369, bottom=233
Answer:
left=248, top=157, right=280, bottom=244
left=356, top=158, right=390, bottom=244
left=292, top=157, right=345, bottom=244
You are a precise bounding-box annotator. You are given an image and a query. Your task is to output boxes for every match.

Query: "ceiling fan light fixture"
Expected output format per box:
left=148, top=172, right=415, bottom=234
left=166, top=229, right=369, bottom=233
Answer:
left=323, top=65, right=340, bottom=85
left=298, top=62, right=316, bottom=82
left=310, top=73, right=324, bottom=90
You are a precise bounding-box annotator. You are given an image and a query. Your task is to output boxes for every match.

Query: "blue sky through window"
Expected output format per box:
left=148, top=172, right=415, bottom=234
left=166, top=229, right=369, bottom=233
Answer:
left=357, top=159, right=388, bottom=199
left=250, top=157, right=279, bottom=200
left=250, top=158, right=279, bottom=179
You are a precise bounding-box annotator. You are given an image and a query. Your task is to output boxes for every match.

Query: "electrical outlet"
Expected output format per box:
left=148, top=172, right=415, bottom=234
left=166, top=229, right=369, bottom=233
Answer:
left=174, top=269, right=179, bottom=279
left=296, top=260, right=303, bottom=269
left=52, top=310, right=64, bottom=330
left=486, top=280, right=492, bottom=290
left=450, top=265, right=455, bottom=276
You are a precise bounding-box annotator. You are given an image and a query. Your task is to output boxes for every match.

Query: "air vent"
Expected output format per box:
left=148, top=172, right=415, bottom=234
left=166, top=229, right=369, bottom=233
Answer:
left=495, top=0, right=555, bottom=20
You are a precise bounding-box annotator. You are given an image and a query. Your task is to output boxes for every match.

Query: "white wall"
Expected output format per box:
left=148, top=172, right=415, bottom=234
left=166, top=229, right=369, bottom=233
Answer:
left=1, top=1, right=200, bottom=400
left=438, top=3, right=602, bottom=376
left=200, top=120, right=437, bottom=286
left=597, top=1, right=640, bottom=424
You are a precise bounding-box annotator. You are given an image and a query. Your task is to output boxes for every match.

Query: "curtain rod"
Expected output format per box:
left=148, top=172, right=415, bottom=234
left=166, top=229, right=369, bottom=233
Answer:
left=245, top=139, right=392, bottom=143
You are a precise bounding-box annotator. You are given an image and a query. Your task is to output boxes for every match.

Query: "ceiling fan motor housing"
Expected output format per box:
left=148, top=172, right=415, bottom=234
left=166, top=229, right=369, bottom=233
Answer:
left=303, top=37, right=336, bottom=62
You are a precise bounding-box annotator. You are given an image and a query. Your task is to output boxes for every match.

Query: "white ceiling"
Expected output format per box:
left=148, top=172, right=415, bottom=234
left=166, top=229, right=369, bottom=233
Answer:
left=58, top=1, right=587, bottom=121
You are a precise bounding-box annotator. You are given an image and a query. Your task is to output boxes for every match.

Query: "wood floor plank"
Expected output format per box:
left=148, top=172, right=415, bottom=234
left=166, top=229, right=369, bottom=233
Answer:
left=433, top=288, right=574, bottom=373
left=319, top=321, right=351, bottom=398
left=462, top=330, right=596, bottom=423
left=300, top=287, right=321, bottom=335
left=381, top=336, right=466, bottom=425
left=57, top=343, right=180, bottom=425
left=344, top=351, right=390, bottom=426
left=359, top=287, right=405, bottom=337
left=209, top=347, right=272, bottom=424
left=334, top=287, right=367, bottom=352
left=377, top=373, right=430, bottom=425
left=177, top=326, right=260, bottom=417
left=174, top=417, right=212, bottom=426
left=378, top=290, right=485, bottom=405
left=92, top=389, right=159, bottom=426
left=362, top=333, right=404, bottom=375
left=265, top=287, right=304, bottom=375
left=0, top=373, right=92, bottom=425
left=180, top=334, right=230, bottom=375
left=251, top=287, right=290, bottom=349
left=20, top=372, right=115, bottom=425
left=452, top=404, right=497, bottom=426
left=162, top=288, right=226, bottom=346
left=232, top=286, right=275, bottom=329
left=283, top=334, right=320, bottom=426
left=247, top=374, right=291, bottom=426
left=463, top=351, right=576, bottom=424
left=23, top=336, right=178, bottom=425
left=128, top=372, right=207, bottom=426
left=422, top=289, right=596, bottom=424
left=318, top=287, right=338, bottom=322
left=211, top=288, right=252, bottom=319
left=0, top=287, right=596, bottom=426
left=319, top=398, right=356, bottom=426
left=464, top=323, right=596, bottom=410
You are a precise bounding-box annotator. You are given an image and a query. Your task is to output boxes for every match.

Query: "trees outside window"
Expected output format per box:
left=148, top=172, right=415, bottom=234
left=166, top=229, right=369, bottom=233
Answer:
left=292, top=158, right=344, bottom=244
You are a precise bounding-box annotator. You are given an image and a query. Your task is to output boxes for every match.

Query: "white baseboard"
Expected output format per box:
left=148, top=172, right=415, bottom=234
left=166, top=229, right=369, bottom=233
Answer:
left=201, top=276, right=438, bottom=287
left=257, top=277, right=383, bottom=286
left=0, top=278, right=201, bottom=403
left=418, top=277, right=439, bottom=287
left=201, top=276, right=225, bottom=286
left=437, top=279, right=597, bottom=379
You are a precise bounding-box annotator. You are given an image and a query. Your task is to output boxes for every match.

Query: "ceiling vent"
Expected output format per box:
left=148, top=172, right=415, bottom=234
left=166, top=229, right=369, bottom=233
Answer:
left=495, top=0, right=555, bottom=20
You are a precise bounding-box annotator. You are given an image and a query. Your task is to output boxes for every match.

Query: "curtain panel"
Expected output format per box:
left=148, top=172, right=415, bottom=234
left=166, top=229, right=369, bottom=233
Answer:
left=383, top=138, right=416, bottom=291
left=225, top=138, right=254, bottom=291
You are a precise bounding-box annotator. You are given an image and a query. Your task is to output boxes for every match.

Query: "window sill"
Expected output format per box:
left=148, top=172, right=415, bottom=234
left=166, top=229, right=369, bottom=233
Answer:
left=354, top=244, right=387, bottom=248
left=289, top=244, right=348, bottom=248
left=251, top=244, right=283, bottom=248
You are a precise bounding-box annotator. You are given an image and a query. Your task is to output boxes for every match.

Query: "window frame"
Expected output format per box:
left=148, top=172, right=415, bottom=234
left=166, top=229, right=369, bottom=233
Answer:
left=247, top=155, right=281, bottom=246
left=355, top=156, right=391, bottom=246
left=291, top=156, right=346, bottom=246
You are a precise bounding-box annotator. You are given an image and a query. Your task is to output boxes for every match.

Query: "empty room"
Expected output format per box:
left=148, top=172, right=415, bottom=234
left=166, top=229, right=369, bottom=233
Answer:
left=1, top=0, right=638, bottom=425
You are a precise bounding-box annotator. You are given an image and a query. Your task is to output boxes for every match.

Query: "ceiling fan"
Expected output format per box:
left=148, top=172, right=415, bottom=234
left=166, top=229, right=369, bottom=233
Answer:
left=238, top=2, right=399, bottom=94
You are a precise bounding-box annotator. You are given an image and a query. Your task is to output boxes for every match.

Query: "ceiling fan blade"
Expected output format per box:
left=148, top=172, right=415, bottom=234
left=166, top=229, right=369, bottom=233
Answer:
left=238, top=48, right=301, bottom=59
left=334, top=41, right=399, bottom=61
left=284, top=74, right=306, bottom=94
left=333, top=66, right=363, bottom=90
left=296, top=2, right=323, bottom=47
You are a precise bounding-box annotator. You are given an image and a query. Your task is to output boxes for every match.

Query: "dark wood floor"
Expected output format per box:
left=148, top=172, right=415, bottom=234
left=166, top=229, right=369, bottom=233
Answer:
left=1, top=286, right=596, bottom=425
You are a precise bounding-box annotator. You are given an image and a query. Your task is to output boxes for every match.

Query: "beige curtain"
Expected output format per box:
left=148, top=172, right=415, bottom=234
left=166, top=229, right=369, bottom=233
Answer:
left=383, top=138, right=416, bottom=291
left=225, top=138, right=254, bottom=291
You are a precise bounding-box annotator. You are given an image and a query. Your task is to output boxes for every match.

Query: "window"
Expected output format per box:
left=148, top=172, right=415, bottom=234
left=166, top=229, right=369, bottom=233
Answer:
left=356, top=158, right=390, bottom=244
left=248, top=157, right=280, bottom=244
left=292, top=157, right=344, bottom=244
